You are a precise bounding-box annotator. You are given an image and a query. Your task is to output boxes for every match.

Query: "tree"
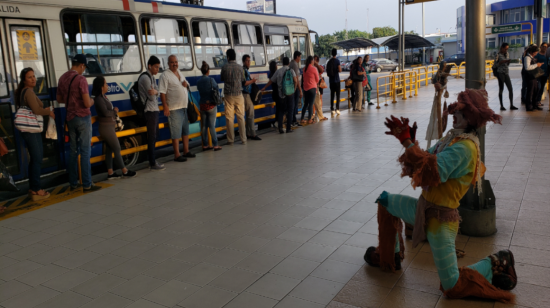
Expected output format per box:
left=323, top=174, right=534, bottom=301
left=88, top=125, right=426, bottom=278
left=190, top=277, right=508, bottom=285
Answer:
left=405, top=30, right=419, bottom=35
left=372, top=26, right=398, bottom=38
left=314, top=34, right=337, bottom=58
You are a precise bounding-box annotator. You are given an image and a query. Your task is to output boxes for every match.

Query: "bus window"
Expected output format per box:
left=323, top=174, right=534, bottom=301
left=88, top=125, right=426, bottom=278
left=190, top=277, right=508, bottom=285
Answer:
left=62, top=12, right=141, bottom=75
left=232, top=24, right=265, bottom=67
left=10, top=26, right=48, bottom=95
left=0, top=41, right=8, bottom=97
left=264, top=25, right=290, bottom=65
left=293, top=35, right=308, bottom=66
left=192, top=21, right=230, bottom=69
left=141, top=17, right=192, bottom=71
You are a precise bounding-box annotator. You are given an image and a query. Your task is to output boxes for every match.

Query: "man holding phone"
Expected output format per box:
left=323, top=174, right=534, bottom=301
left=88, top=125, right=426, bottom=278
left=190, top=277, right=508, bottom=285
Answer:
left=495, top=43, right=518, bottom=111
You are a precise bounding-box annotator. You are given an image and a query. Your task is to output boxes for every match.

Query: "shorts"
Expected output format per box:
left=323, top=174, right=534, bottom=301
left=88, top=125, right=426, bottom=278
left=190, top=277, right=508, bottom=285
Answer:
left=167, top=108, right=189, bottom=139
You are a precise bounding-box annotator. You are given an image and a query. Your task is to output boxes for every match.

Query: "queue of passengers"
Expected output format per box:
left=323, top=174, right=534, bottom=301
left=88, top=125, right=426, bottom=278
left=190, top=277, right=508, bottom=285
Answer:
left=15, top=47, right=366, bottom=200
left=494, top=42, right=546, bottom=112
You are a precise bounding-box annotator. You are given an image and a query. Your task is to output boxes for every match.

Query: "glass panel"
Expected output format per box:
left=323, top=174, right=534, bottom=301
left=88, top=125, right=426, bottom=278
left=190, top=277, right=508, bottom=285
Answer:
left=266, top=46, right=291, bottom=64
left=293, top=37, right=298, bottom=54
left=194, top=45, right=229, bottom=68
left=264, top=25, right=288, bottom=35
left=238, top=24, right=261, bottom=45
left=10, top=26, right=48, bottom=95
left=299, top=36, right=307, bottom=66
left=267, top=35, right=289, bottom=45
left=193, top=21, right=229, bottom=45
left=235, top=45, right=265, bottom=66
left=0, top=103, right=19, bottom=175
left=67, top=44, right=141, bottom=75
left=0, top=38, right=9, bottom=97
left=143, top=45, right=193, bottom=71
left=141, top=18, right=189, bottom=44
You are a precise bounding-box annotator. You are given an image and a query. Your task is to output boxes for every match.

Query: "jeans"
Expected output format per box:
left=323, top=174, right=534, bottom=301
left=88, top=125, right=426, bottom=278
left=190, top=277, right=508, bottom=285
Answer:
left=145, top=111, right=159, bottom=167
left=98, top=124, right=124, bottom=171
left=292, top=89, right=301, bottom=123
left=537, top=75, right=548, bottom=103
left=67, top=115, right=92, bottom=188
left=21, top=132, right=43, bottom=192
left=497, top=73, right=513, bottom=107
left=330, top=82, right=341, bottom=110
left=301, top=88, right=316, bottom=121
left=278, top=94, right=295, bottom=132
left=201, top=107, right=218, bottom=147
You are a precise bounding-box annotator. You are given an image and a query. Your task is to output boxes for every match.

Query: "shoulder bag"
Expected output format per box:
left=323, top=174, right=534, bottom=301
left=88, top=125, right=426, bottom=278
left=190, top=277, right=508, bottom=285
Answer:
left=14, top=88, right=44, bottom=133
left=186, top=86, right=199, bottom=124
left=527, top=56, right=544, bottom=79
left=319, top=78, right=328, bottom=89
left=210, top=78, right=223, bottom=105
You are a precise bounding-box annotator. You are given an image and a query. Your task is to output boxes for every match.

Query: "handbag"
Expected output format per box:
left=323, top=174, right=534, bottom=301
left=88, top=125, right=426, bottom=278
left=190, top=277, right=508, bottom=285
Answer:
left=528, top=67, right=544, bottom=79
left=114, top=112, right=124, bottom=132
left=319, top=78, right=328, bottom=89
left=345, top=79, right=353, bottom=88
left=186, top=87, right=199, bottom=124
left=14, top=88, right=43, bottom=133
left=210, top=78, right=223, bottom=105
left=492, top=54, right=500, bottom=77
left=364, top=81, right=372, bottom=91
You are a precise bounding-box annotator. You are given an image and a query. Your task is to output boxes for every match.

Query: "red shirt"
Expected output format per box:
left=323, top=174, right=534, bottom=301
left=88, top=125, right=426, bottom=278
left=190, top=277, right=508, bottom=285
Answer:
left=57, top=70, right=90, bottom=121
left=303, top=64, right=320, bottom=91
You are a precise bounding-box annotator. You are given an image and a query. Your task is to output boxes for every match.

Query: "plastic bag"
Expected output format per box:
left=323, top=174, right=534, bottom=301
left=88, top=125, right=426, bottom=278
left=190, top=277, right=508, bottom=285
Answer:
left=45, top=118, right=57, bottom=140
left=0, top=161, right=18, bottom=192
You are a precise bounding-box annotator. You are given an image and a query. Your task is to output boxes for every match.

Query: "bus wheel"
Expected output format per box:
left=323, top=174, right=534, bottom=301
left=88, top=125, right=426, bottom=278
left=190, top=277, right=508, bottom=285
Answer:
left=119, top=121, right=145, bottom=167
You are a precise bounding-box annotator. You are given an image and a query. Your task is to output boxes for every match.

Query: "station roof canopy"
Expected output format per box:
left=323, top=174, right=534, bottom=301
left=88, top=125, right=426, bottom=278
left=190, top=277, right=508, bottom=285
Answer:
left=331, top=38, right=379, bottom=50
left=380, top=34, right=435, bottom=50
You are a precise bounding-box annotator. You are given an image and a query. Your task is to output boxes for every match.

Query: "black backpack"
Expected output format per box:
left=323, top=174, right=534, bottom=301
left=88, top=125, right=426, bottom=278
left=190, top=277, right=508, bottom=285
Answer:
left=326, top=58, right=334, bottom=78
left=129, top=72, right=152, bottom=119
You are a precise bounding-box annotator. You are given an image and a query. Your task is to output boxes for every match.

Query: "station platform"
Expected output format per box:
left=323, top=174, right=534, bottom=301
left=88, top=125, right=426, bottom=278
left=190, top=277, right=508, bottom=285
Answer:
left=0, top=77, right=548, bottom=308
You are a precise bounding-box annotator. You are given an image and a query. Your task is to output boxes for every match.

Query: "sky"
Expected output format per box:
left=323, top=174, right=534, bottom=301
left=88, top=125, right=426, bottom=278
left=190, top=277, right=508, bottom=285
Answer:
left=169, top=0, right=503, bottom=36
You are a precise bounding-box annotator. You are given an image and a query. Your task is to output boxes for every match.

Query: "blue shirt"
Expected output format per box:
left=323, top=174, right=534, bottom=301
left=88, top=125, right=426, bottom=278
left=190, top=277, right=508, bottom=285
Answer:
left=535, top=53, right=548, bottom=75
left=328, top=58, right=341, bottom=84
left=243, top=67, right=251, bottom=94
left=197, top=75, right=219, bottom=104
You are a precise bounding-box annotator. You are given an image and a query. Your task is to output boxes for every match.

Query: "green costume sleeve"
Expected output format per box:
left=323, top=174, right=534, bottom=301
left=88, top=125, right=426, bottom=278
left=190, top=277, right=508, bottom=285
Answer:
left=436, top=141, right=474, bottom=183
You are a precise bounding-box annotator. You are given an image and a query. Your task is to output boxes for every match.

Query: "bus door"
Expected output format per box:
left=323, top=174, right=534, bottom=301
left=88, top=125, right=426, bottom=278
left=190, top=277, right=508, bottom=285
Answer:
left=292, top=35, right=308, bottom=66
left=2, top=19, right=59, bottom=181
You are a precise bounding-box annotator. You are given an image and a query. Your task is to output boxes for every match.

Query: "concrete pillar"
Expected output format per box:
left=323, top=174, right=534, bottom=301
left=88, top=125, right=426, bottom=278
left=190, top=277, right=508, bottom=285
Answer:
left=459, top=0, right=497, bottom=237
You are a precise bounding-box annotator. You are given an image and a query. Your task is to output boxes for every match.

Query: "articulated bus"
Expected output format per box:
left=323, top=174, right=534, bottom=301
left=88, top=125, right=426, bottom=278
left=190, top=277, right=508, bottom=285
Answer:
left=0, top=0, right=318, bottom=191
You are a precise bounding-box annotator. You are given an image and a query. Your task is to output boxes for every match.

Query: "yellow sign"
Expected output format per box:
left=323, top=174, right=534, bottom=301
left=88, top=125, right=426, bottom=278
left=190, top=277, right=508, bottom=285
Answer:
left=16, top=30, right=38, bottom=60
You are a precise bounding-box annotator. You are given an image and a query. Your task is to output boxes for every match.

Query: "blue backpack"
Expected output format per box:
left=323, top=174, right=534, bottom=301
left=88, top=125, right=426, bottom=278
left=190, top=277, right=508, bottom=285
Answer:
left=283, top=69, right=295, bottom=96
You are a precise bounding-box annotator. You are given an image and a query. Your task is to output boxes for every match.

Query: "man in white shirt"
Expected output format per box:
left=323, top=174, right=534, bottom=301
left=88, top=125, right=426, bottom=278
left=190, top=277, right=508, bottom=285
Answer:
left=159, top=55, right=196, bottom=162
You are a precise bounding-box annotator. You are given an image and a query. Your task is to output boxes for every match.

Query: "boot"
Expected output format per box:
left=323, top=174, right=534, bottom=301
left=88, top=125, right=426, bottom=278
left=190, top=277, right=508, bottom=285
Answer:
left=364, top=246, right=402, bottom=271
left=489, top=249, right=517, bottom=291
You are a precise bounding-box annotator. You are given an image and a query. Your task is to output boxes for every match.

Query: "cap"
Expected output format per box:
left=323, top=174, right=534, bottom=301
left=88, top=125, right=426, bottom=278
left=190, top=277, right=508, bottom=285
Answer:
left=72, top=54, right=87, bottom=66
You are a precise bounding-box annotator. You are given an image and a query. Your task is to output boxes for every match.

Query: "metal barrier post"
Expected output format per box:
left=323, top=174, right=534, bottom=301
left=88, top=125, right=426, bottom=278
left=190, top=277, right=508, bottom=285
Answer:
left=392, top=75, right=397, bottom=103
left=402, top=74, right=407, bottom=100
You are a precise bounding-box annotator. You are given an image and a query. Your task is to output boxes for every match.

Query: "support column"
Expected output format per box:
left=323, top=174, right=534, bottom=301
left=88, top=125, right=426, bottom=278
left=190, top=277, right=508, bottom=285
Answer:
left=422, top=3, right=426, bottom=65
left=460, top=0, right=497, bottom=237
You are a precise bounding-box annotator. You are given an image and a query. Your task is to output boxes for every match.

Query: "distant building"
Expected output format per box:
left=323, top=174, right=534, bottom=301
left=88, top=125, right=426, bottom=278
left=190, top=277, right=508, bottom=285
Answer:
left=458, top=0, right=550, bottom=57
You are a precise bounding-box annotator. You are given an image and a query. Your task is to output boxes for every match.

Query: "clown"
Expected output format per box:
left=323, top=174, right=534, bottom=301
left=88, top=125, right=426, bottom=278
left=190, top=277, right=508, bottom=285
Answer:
left=365, top=89, right=517, bottom=302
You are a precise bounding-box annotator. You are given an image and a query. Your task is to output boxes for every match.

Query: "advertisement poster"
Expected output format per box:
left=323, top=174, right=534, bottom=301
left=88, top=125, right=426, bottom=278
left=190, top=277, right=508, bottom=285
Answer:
left=246, top=0, right=274, bottom=14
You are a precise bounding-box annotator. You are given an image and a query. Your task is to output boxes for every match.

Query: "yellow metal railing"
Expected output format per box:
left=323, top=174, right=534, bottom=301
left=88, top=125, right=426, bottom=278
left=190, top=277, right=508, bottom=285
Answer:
left=376, top=75, right=394, bottom=109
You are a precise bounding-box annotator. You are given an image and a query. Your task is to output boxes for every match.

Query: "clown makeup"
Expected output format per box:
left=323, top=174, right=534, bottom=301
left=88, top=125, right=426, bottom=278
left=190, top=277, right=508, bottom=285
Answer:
left=452, top=111, right=468, bottom=129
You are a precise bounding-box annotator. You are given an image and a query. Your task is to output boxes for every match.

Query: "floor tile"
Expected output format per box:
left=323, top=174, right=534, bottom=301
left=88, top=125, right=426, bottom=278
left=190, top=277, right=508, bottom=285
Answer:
left=208, top=267, right=262, bottom=293
left=178, top=285, right=237, bottom=308
left=110, top=274, right=166, bottom=300
left=175, top=262, right=227, bottom=286
left=288, top=276, right=345, bottom=305
left=42, top=269, right=97, bottom=292
left=310, top=259, right=362, bottom=284
left=34, top=291, right=92, bottom=308
left=224, top=292, right=278, bottom=308
left=71, top=273, right=127, bottom=298
left=235, top=252, right=284, bottom=274
left=246, top=273, right=301, bottom=300
left=270, top=257, right=320, bottom=280
left=80, top=293, right=132, bottom=308
left=0, top=285, right=59, bottom=308
left=143, top=279, right=200, bottom=307
left=290, top=242, right=338, bottom=263
left=274, top=296, right=325, bottom=308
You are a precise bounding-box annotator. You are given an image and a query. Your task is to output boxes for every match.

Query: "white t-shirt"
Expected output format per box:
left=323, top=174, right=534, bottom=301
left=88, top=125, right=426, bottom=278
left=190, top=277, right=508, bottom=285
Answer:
left=158, top=69, right=188, bottom=110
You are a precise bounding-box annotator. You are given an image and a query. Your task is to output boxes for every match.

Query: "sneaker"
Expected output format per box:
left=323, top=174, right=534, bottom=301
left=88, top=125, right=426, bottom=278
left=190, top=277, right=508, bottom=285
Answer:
left=83, top=184, right=102, bottom=193
left=364, top=246, right=402, bottom=270
left=368, top=102, right=375, bottom=105
left=69, top=184, right=82, bottom=191
left=336, top=110, right=341, bottom=115
left=248, top=135, right=262, bottom=141
left=182, top=152, right=196, bottom=158
left=150, top=163, right=165, bottom=170
left=123, top=170, right=137, bottom=178
left=107, top=173, right=121, bottom=180
left=331, top=111, right=335, bottom=116
left=174, top=156, right=187, bottom=162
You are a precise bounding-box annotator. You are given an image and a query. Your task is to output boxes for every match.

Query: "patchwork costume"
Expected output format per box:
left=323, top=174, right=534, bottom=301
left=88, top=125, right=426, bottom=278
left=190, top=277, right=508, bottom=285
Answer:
left=365, top=89, right=517, bottom=303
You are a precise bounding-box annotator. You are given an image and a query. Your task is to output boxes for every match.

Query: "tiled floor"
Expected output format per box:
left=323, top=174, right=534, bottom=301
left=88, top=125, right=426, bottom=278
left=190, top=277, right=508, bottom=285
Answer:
left=0, top=76, right=548, bottom=308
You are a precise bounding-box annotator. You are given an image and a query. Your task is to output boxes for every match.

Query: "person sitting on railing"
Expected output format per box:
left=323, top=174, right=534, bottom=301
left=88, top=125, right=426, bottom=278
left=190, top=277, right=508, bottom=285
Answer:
left=92, top=76, right=136, bottom=180
left=197, top=61, right=222, bottom=151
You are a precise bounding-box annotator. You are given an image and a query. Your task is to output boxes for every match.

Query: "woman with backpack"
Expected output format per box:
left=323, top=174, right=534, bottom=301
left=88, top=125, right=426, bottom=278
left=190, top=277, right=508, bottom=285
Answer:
left=93, top=76, right=137, bottom=179
left=197, top=61, right=222, bottom=151
left=301, top=56, right=319, bottom=124
left=15, top=68, right=56, bottom=200
left=351, top=57, right=366, bottom=112
left=494, top=43, right=517, bottom=111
